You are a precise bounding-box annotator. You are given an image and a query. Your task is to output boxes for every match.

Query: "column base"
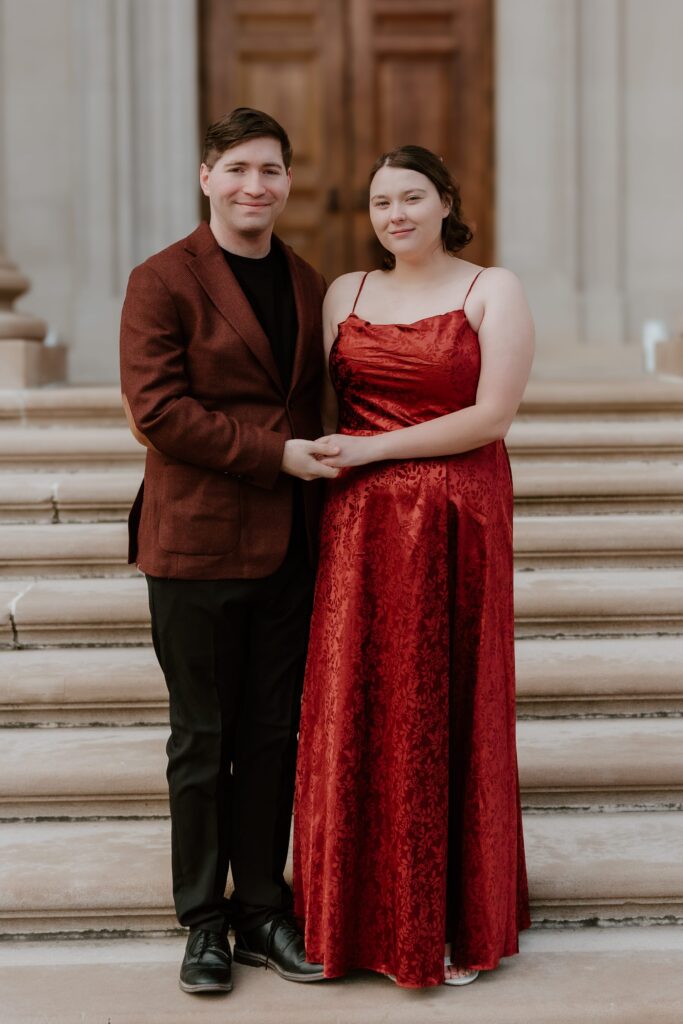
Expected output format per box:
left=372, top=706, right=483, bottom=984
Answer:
left=0, top=340, right=68, bottom=388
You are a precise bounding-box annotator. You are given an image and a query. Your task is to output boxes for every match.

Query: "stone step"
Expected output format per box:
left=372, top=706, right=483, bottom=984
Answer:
left=2, top=378, right=680, bottom=428
left=0, top=636, right=681, bottom=727
left=0, top=427, right=144, bottom=470
left=0, top=470, right=141, bottom=523
left=0, top=386, right=125, bottom=425
left=516, top=635, right=683, bottom=716
left=1, top=578, right=149, bottom=646
left=0, top=647, right=166, bottom=725
left=1, top=812, right=681, bottom=936
left=0, top=419, right=680, bottom=474
left=2, top=719, right=682, bottom=819
left=0, top=726, right=168, bottom=818
left=2, top=928, right=683, bottom=1024
left=1, top=569, right=681, bottom=647
left=2, top=463, right=682, bottom=526
left=519, top=377, right=683, bottom=416
left=506, top=418, right=683, bottom=460
left=517, top=718, right=683, bottom=809
left=512, top=459, right=683, bottom=513
left=0, top=522, right=134, bottom=576
left=2, top=512, right=681, bottom=576
left=514, top=513, right=683, bottom=568
left=514, top=567, right=683, bottom=637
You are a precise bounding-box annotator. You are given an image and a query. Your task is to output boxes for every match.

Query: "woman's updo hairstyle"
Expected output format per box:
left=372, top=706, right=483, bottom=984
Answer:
left=368, top=145, right=473, bottom=269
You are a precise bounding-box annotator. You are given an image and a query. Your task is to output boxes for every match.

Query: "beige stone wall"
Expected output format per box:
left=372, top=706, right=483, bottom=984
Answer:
left=1, top=0, right=682, bottom=381
left=497, top=0, right=683, bottom=374
left=1, top=0, right=199, bottom=383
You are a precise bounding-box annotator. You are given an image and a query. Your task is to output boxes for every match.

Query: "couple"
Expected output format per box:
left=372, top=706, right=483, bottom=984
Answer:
left=119, top=107, right=534, bottom=994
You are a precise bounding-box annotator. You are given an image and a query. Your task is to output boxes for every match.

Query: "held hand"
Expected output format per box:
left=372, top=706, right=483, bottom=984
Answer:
left=315, top=433, right=381, bottom=469
left=281, top=438, right=342, bottom=481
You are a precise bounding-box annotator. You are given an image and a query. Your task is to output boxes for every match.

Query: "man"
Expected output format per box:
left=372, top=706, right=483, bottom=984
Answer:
left=120, top=108, right=338, bottom=994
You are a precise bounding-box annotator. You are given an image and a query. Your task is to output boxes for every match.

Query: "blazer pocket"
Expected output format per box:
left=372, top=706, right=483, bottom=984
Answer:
left=158, top=510, right=240, bottom=555
left=158, top=468, right=241, bottom=555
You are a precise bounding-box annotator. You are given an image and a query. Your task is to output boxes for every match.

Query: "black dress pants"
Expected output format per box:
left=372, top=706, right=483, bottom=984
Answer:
left=146, top=532, right=313, bottom=935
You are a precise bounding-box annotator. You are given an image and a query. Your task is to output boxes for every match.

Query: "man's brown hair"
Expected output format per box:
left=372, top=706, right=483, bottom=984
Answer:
left=202, top=107, right=293, bottom=169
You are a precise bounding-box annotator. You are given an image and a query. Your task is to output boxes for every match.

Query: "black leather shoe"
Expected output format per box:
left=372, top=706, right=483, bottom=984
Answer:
left=234, top=913, right=325, bottom=982
left=179, top=929, right=233, bottom=993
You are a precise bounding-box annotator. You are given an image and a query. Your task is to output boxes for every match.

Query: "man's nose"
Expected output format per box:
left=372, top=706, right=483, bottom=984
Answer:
left=242, top=173, right=266, bottom=195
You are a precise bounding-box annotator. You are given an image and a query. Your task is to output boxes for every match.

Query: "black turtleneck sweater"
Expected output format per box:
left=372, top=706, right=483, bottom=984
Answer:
left=222, top=244, right=298, bottom=391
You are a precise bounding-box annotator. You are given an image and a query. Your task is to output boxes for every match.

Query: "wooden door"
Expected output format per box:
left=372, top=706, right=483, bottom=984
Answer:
left=200, top=0, right=493, bottom=280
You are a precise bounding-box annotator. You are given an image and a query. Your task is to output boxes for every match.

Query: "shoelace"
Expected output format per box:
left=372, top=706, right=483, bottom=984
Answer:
left=193, top=930, right=229, bottom=962
left=264, top=913, right=300, bottom=972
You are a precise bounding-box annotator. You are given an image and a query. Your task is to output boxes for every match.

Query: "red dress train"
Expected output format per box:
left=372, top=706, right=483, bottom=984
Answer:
left=293, top=278, right=530, bottom=988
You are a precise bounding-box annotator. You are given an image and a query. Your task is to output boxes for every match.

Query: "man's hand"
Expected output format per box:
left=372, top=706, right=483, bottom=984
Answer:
left=281, top=438, right=342, bottom=480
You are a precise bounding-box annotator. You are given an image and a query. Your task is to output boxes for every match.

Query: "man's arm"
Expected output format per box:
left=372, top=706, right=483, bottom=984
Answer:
left=120, top=262, right=338, bottom=485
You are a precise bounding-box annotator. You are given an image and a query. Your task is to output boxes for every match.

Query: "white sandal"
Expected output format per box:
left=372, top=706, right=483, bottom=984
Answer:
left=443, top=956, right=479, bottom=986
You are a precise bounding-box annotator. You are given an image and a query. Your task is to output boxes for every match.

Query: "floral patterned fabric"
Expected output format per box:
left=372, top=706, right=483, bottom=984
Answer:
left=293, top=308, right=530, bottom=988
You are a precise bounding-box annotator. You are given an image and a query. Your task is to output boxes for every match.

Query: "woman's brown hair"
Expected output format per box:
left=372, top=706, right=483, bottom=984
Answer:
left=369, top=145, right=473, bottom=268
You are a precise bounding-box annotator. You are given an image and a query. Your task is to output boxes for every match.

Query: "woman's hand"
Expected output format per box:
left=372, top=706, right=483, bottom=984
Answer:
left=315, top=433, right=383, bottom=469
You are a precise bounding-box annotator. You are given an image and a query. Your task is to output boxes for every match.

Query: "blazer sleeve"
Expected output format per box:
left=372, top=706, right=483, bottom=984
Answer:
left=120, top=262, right=286, bottom=489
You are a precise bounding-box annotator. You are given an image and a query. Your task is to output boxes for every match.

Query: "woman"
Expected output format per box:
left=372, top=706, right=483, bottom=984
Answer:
left=293, top=145, right=534, bottom=988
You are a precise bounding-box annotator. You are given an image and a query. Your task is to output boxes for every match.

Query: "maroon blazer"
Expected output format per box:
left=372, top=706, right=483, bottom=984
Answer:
left=120, top=222, right=326, bottom=579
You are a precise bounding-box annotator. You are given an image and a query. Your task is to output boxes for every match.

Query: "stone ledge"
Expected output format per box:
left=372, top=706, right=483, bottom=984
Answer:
left=0, top=427, right=143, bottom=470
left=516, top=635, right=683, bottom=714
left=519, top=377, right=683, bottom=414
left=0, top=522, right=133, bottom=576
left=0, top=386, right=124, bottom=425
left=4, top=638, right=682, bottom=725
left=0, top=647, right=165, bottom=724
left=515, top=568, right=683, bottom=636
left=10, top=577, right=149, bottom=645
left=507, top=419, right=683, bottom=459
left=514, top=513, right=683, bottom=568
left=3, top=571, right=682, bottom=646
left=2, top=720, right=683, bottom=818
left=2, top=931, right=683, bottom=1024
left=1, top=813, right=682, bottom=935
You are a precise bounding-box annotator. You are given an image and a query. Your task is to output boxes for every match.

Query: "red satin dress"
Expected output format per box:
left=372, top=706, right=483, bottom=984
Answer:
left=293, top=270, right=530, bottom=988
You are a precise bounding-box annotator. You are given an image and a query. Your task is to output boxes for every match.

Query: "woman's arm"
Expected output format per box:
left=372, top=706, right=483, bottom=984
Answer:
left=319, top=268, right=535, bottom=468
left=319, top=273, right=366, bottom=435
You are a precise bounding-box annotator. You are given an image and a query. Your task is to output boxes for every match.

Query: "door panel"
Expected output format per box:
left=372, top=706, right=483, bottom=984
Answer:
left=200, top=0, right=492, bottom=279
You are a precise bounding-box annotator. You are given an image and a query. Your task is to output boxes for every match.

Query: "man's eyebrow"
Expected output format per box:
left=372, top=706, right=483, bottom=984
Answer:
left=222, top=159, right=284, bottom=169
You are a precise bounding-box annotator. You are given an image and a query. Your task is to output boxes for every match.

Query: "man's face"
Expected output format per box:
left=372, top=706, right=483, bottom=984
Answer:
left=200, top=136, right=291, bottom=239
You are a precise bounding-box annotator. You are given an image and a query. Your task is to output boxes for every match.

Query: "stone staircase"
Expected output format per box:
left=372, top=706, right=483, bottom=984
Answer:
left=1, top=380, right=683, bottom=1023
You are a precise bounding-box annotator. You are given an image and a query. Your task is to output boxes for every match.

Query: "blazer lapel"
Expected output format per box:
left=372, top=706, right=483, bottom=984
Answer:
left=186, top=224, right=284, bottom=393
left=281, top=239, right=313, bottom=396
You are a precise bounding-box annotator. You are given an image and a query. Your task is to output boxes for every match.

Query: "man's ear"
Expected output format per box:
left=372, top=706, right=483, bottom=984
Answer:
left=199, top=163, right=211, bottom=196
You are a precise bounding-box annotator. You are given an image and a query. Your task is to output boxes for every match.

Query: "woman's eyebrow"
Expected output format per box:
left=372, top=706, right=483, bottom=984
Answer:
left=370, top=188, right=427, bottom=200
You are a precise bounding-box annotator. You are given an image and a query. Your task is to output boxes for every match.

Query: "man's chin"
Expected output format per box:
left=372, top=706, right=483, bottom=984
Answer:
left=235, top=224, right=272, bottom=239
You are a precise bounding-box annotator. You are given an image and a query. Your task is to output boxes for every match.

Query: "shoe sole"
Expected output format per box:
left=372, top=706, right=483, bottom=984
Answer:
left=179, top=979, right=233, bottom=993
left=444, top=971, right=480, bottom=987
left=233, top=948, right=325, bottom=982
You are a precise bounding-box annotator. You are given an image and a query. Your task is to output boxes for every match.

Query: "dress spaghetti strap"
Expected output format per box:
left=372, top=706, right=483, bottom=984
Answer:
left=351, top=272, right=371, bottom=314
left=463, top=268, right=486, bottom=309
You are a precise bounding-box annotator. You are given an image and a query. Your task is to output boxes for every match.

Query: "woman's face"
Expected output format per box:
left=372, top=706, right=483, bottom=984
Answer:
left=369, top=165, right=450, bottom=263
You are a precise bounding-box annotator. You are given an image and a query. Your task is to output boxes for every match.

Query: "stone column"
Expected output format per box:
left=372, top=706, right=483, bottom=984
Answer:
left=71, top=0, right=199, bottom=381
left=1, top=0, right=198, bottom=384
left=0, top=0, right=50, bottom=388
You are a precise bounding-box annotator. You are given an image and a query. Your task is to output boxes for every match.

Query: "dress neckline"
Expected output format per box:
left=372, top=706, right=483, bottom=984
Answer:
left=340, top=308, right=472, bottom=330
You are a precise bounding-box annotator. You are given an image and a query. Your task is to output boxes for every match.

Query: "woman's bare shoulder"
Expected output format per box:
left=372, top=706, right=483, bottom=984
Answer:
left=478, top=266, right=526, bottom=294
left=323, top=270, right=371, bottom=320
